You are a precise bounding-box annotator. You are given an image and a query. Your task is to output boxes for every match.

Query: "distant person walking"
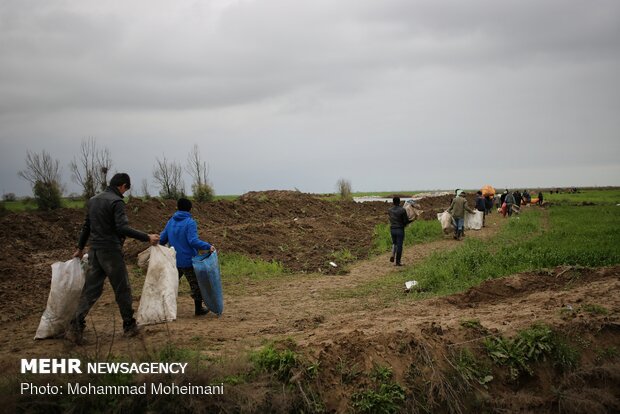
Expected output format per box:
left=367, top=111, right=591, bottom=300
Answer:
left=475, top=191, right=486, bottom=227
left=69, top=173, right=160, bottom=343
left=485, top=195, right=493, bottom=215
left=388, top=197, right=412, bottom=266
left=513, top=190, right=522, bottom=207
left=538, top=191, right=544, bottom=206
left=159, top=198, right=215, bottom=316
left=448, top=190, right=475, bottom=240
left=500, top=190, right=508, bottom=206
left=505, top=191, right=516, bottom=217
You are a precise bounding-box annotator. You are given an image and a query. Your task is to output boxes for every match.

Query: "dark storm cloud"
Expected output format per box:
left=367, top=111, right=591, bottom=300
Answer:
left=0, top=0, right=618, bottom=195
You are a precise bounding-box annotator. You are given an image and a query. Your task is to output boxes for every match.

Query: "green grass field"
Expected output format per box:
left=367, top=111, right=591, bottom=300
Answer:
left=543, top=189, right=620, bottom=205
left=334, top=201, right=620, bottom=302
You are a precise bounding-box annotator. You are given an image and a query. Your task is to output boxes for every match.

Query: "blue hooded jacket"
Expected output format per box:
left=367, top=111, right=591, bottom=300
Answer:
left=159, top=211, right=211, bottom=268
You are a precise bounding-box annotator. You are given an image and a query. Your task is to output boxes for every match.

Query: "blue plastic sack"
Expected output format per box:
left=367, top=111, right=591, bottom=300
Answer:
left=192, top=251, right=224, bottom=316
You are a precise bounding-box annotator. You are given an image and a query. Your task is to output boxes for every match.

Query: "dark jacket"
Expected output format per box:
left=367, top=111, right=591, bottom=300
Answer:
left=160, top=211, right=211, bottom=268
left=513, top=191, right=522, bottom=206
left=484, top=196, right=493, bottom=211
left=505, top=193, right=516, bottom=205
left=475, top=196, right=486, bottom=212
left=77, top=187, right=149, bottom=250
left=388, top=205, right=411, bottom=229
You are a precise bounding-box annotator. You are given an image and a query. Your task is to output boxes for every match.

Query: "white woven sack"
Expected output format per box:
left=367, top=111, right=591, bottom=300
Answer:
left=465, top=211, right=483, bottom=230
left=35, top=258, right=86, bottom=339
left=136, top=245, right=178, bottom=325
left=437, top=211, right=454, bottom=234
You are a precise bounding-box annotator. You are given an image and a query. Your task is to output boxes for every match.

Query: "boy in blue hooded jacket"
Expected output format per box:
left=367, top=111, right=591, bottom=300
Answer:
left=160, top=198, right=215, bottom=316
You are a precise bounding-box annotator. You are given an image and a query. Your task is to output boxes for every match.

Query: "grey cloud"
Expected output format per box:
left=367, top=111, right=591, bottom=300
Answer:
left=0, top=0, right=618, bottom=196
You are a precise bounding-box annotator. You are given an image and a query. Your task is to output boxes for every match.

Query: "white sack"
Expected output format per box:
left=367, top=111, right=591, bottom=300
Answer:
left=465, top=211, right=483, bottom=230
left=136, top=245, right=178, bottom=326
left=137, top=247, right=150, bottom=272
left=404, top=201, right=423, bottom=222
left=437, top=211, right=455, bottom=234
left=35, top=257, right=86, bottom=339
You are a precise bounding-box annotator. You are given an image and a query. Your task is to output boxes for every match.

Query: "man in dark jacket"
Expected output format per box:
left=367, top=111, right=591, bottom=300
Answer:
left=513, top=190, right=522, bottom=208
left=160, top=198, right=215, bottom=316
left=388, top=197, right=411, bottom=266
left=69, top=173, right=159, bottom=343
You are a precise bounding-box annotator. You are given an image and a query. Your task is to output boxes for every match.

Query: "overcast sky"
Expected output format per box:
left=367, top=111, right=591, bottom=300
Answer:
left=1, top=0, right=619, bottom=197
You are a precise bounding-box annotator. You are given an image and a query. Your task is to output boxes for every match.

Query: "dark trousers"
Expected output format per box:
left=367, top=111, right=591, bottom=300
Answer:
left=390, top=227, right=405, bottom=264
left=73, top=249, right=134, bottom=329
left=178, top=267, right=202, bottom=302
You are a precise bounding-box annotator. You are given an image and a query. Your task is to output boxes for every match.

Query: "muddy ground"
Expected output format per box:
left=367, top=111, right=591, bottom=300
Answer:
left=0, top=190, right=458, bottom=323
left=0, top=191, right=618, bottom=413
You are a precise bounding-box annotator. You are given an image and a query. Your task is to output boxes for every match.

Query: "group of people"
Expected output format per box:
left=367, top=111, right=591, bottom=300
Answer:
left=387, top=188, right=478, bottom=265
left=499, top=189, right=544, bottom=217
left=68, top=173, right=214, bottom=344
left=387, top=186, right=546, bottom=265
left=67, top=175, right=549, bottom=343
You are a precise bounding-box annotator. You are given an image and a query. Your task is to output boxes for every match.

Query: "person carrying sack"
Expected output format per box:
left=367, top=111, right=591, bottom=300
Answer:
left=159, top=198, right=216, bottom=316
left=447, top=189, right=475, bottom=240
left=69, top=173, right=159, bottom=344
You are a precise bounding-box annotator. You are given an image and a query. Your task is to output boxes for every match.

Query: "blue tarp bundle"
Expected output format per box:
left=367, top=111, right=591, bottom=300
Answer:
left=192, top=251, right=224, bottom=316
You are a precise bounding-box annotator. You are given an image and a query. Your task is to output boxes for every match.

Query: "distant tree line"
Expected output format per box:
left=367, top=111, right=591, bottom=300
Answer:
left=11, top=138, right=214, bottom=210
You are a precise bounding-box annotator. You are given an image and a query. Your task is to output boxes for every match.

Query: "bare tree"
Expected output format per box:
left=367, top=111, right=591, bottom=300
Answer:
left=18, top=150, right=63, bottom=210
left=69, top=138, right=113, bottom=199
left=18, top=150, right=62, bottom=187
left=97, top=146, right=112, bottom=191
left=186, top=144, right=214, bottom=202
left=153, top=156, right=185, bottom=199
left=141, top=178, right=151, bottom=199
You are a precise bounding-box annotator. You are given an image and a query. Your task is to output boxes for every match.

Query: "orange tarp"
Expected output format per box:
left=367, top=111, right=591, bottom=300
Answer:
left=481, top=185, right=495, bottom=197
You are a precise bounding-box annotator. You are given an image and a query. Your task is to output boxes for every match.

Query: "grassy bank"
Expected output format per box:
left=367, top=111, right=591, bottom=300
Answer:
left=344, top=204, right=620, bottom=301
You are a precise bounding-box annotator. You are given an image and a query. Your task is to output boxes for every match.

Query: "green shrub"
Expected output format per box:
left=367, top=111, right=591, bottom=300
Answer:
left=351, top=382, right=405, bottom=414
left=192, top=183, right=215, bottom=202
left=33, top=180, right=62, bottom=210
left=452, top=348, right=493, bottom=387
left=336, top=357, right=362, bottom=384
left=484, top=324, right=579, bottom=380
left=251, top=344, right=298, bottom=381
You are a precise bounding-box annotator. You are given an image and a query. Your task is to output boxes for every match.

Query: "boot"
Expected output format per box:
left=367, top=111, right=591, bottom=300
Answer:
left=195, top=300, right=208, bottom=316
left=123, top=319, right=141, bottom=338
left=66, top=321, right=85, bottom=345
